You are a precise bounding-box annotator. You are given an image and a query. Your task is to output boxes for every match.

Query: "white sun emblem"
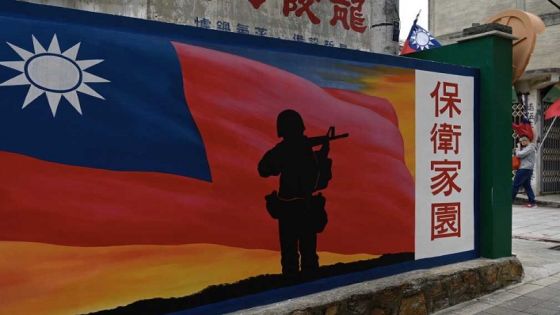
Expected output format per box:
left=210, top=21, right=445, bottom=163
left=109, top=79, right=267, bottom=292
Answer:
left=411, top=29, right=437, bottom=51
left=0, top=34, right=109, bottom=116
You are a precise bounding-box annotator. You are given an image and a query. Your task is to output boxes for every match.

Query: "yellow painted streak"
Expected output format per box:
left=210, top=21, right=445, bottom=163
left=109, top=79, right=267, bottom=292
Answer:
left=0, top=241, right=378, bottom=315
left=360, top=67, right=416, bottom=177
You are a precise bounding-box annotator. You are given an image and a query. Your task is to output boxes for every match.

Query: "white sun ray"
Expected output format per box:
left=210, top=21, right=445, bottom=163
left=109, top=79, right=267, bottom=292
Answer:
left=0, top=61, right=25, bottom=71
left=82, top=72, right=110, bottom=83
left=0, top=73, right=28, bottom=86
left=0, top=34, right=108, bottom=117
left=63, top=43, right=80, bottom=60
left=22, top=85, right=44, bottom=109
left=32, top=35, right=46, bottom=54
left=47, top=34, right=61, bottom=54
left=7, top=42, right=33, bottom=60
left=46, top=92, right=62, bottom=116
left=78, top=83, right=105, bottom=99
left=63, top=90, right=82, bottom=114
left=77, top=59, right=103, bottom=70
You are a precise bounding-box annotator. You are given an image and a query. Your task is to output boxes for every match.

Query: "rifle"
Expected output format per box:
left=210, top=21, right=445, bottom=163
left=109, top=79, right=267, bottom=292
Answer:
left=308, top=126, right=349, bottom=147
left=308, top=126, right=347, bottom=190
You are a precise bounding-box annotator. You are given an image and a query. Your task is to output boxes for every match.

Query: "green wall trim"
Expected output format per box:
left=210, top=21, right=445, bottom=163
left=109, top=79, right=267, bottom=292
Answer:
left=543, top=83, right=560, bottom=103
left=512, top=87, right=519, bottom=103
left=411, top=36, right=513, bottom=258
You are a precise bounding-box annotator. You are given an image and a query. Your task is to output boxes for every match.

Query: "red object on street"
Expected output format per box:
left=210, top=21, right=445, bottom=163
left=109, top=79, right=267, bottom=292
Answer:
left=545, top=98, right=560, bottom=120
left=512, top=117, right=534, bottom=140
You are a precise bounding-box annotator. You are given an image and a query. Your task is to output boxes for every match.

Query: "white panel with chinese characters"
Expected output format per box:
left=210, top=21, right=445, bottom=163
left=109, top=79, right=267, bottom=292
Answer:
left=415, top=70, right=475, bottom=260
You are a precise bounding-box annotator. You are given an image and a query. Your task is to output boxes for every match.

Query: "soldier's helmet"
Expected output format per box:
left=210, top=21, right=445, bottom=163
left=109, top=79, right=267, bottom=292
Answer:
left=277, top=109, right=305, bottom=138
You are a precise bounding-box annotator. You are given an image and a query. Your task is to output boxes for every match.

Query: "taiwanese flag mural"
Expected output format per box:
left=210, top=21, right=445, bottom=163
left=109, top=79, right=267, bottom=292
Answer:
left=0, top=2, right=477, bottom=315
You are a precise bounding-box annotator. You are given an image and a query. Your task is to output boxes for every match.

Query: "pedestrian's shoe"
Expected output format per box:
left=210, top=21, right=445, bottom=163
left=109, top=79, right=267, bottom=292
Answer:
left=524, top=203, right=538, bottom=208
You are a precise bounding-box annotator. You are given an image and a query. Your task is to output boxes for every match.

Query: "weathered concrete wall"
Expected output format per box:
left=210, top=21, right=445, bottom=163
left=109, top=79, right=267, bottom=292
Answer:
left=428, top=0, right=560, bottom=72
left=526, top=0, right=560, bottom=16
left=20, top=0, right=148, bottom=18
left=428, top=0, right=515, bottom=38
left=527, top=24, right=560, bottom=71
left=19, top=0, right=400, bottom=54
left=234, top=257, right=523, bottom=315
left=429, top=0, right=560, bottom=36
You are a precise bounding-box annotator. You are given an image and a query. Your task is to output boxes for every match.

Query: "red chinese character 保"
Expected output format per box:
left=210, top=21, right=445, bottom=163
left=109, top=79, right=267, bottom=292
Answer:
left=430, top=123, right=462, bottom=154
left=283, top=0, right=321, bottom=24
left=431, top=202, right=461, bottom=240
left=430, top=160, right=462, bottom=196
left=430, top=81, right=462, bottom=118
left=329, top=0, right=367, bottom=33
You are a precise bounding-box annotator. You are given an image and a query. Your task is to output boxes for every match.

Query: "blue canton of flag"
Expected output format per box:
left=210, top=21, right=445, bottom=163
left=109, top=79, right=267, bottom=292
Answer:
left=0, top=17, right=212, bottom=181
left=400, top=15, right=441, bottom=55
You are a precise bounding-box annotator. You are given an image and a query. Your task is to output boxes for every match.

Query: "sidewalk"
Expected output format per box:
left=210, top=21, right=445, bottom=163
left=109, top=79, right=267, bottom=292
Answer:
left=516, top=194, right=560, bottom=208
left=512, top=204, right=560, bottom=243
left=535, top=194, right=560, bottom=207
left=435, top=273, right=560, bottom=315
left=434, top=205, right=560, bottom=315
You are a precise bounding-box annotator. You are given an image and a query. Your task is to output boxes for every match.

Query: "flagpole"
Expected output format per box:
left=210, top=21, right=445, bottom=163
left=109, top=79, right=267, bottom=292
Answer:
left=399, top=9, right=427, bottom=55
left=537, top=116, right=557, bottom=151
left=408, top=10, right=421, bottom=34
left=414, top=10, right=421, bottom=25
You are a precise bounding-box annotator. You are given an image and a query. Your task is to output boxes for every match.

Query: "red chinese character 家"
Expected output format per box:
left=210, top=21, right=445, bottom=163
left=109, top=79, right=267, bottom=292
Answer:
left=283, top=0, right=321, bottom=24
left=431, top=202, right=461, bottom=240
left=430, top=123, right=462, bottom=154
left=430, top=160, right=462, bottom=196
left=329, top=0, right=367, bottom=33
left=430, top=81, right=462, bottom=118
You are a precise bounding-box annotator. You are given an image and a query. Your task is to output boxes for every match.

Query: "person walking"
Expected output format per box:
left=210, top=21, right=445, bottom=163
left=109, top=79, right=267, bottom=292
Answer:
left=512, top=135, right=537, bottom=208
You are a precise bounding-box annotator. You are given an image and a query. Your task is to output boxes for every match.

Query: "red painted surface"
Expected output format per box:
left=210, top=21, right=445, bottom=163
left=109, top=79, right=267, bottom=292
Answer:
left=0, top=43, right=414, bottom=255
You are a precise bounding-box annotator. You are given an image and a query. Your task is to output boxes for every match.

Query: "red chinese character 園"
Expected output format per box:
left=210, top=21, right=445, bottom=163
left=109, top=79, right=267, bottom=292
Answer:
left=329, top=0, right=367, bottom=33
left=430, top=123, right=462, bottom=154
left=431, top=202, right=461, bottom=240
left=430, top=160, right=462, bottom=196
left=283, top=0, right=321, bottom=24
left=430, top=81, right=462, bottom=118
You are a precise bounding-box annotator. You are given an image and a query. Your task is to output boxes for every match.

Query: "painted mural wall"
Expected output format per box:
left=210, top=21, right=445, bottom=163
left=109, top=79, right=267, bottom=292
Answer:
left=0, top=2, right=477, bottom=314
left=20, top=0, right=401, bottom=54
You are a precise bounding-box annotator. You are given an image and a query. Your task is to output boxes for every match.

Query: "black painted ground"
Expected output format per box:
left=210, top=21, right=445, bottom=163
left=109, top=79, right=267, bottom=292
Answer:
left=90, top=252, right=414, bottom=315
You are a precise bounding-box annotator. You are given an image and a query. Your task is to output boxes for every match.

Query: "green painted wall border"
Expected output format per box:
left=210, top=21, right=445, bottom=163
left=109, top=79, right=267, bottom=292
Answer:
left=412, top=34, right=513, bottom=258
left=543, top=83, right=560, bottom=103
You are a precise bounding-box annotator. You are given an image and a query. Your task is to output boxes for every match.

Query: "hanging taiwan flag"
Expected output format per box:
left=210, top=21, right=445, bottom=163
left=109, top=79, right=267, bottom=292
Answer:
left=512, top=116, right=534, bottom=140
left=400, top=12, right=442, bottom=55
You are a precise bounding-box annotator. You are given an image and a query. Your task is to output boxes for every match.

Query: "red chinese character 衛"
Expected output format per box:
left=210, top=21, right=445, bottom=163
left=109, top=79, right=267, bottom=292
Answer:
left=430, top=123, right=462, bottom=154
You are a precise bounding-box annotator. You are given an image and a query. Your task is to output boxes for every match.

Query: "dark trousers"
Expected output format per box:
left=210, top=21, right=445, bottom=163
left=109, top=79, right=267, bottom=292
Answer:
left=512, top=168, right=535, bottom=204
left=278, top=218, right=319, bottom=275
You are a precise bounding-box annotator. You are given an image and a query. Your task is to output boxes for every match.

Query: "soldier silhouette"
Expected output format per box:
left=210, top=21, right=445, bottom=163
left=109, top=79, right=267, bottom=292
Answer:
left=259, top=109, right=346, bottom=275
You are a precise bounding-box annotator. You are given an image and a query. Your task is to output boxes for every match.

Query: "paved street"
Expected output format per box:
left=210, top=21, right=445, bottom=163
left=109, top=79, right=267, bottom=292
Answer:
left=435, top=205, right=560, bottom=315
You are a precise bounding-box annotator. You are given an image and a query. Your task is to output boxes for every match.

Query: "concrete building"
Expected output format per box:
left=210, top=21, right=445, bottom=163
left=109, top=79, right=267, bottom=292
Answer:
left=430, top=0, right=560, bottom=195
left=18, top=0, right=401, bottom=54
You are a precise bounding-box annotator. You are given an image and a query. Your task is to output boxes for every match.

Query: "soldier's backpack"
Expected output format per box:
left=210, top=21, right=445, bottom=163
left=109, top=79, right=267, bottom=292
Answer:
left=314, top=147, right=332, bottom=191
